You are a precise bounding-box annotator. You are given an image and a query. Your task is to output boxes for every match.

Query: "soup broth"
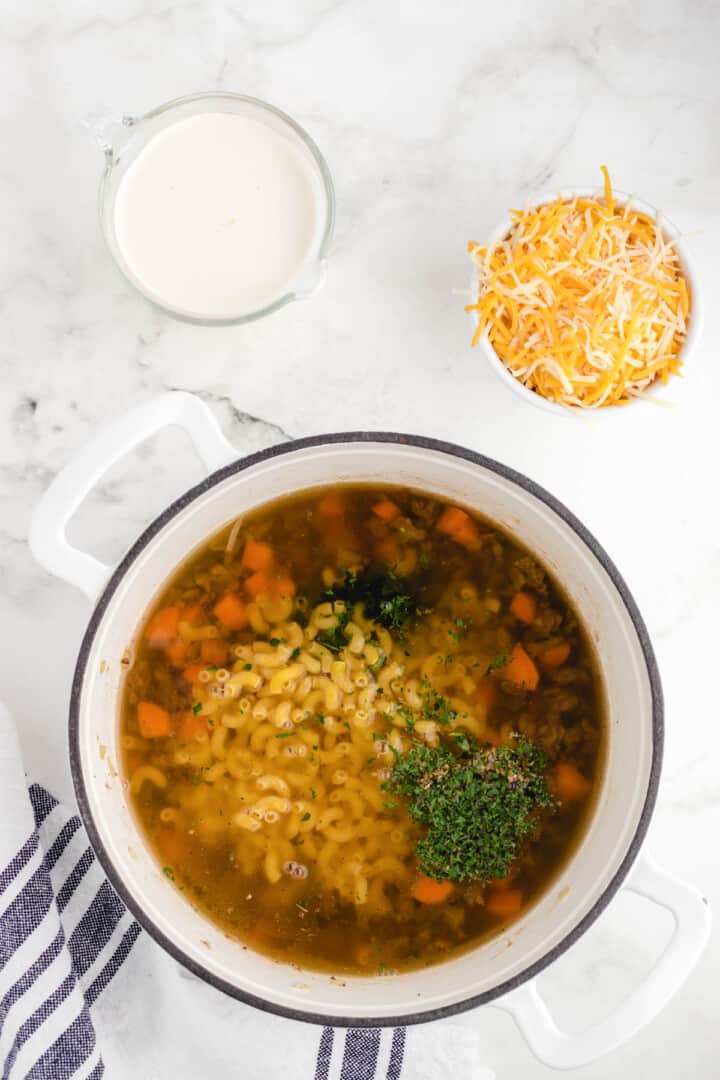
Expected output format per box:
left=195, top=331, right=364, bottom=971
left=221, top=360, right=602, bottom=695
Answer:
left=122, top=486, right=604, bottom=974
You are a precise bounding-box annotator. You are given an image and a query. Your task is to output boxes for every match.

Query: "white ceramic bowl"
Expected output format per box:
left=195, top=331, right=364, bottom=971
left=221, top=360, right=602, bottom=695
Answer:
left=29, top=393, right=710, bottom=1069
left=469, top=188, right=704, bottom=417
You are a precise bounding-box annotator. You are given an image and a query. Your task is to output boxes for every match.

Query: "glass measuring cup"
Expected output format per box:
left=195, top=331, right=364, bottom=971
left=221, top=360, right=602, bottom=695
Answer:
left=95, top=92, right=335, bottom=325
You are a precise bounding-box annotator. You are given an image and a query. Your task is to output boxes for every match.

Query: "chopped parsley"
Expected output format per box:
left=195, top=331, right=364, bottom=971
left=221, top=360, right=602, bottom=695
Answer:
left=384, top=735, right=554, bottom=883
left=485, top=654, right=509, bottom=676
left=316, top=605, right=352, bottom=652
left=301, top=812, right=311, bottom=822
left=243, top=663, right=253, bottom=671
left=162, top=866, right=175, bottom=880
left=290, top=647, right=301, bottom=661
left=192, top=702, right=202, bottom=715
left=324, top=567, right=425, bottom=635
left=275, top=731, right=294, bottom=739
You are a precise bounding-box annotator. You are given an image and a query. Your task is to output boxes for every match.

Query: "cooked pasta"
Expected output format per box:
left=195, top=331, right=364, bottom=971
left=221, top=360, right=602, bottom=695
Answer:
left=122, top=486, right=604, bottom=974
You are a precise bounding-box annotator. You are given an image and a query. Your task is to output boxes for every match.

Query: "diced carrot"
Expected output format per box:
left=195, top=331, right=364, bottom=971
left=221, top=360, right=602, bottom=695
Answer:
left=540, top=642, right=571, bottom=670
left=474, top=678, right=497, bottom=714
left=200, top=639, right=228, bottom=666
left=145, top=606, right=181, bottom=648
left=437, top=506, right=469, bottom=534
left=510, top=591, right=537, bottom=624
left=241, top=540, right=274, bottom=572
left=213, top=593, right=248, bottom=631
left=317, top=493, right=346, bottom=518
left=372, top=498, right=401, bottom=523
left=180, top=604, right=204, bottom=625
left=486, top=888, right=523, bottom=918
left=486, top=874, right=513, bottom=891
left=164, top=640, right=187, bottom=666
left=436, top=506, right=481, bottom=548
left=176, top=709, right=209, bottom=739
left=245, top=570, right=270, bottom=598
left=182, top=663, right=206, bottom=684
left=553, top=762, right=591, bottom=802
left=411, top=875, right=455, bottom=904
left=271, top=576, right=296, bottom=599
left=375, top=536, right=401, bottom=563
left=137, top=701, right=172, bottom=739
left=500, top=644, right=540, bottom=691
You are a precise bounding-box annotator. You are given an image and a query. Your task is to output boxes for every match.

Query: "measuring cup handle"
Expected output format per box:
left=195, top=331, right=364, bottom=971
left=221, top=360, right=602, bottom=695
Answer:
left=29, top=392, right=236, bottom=602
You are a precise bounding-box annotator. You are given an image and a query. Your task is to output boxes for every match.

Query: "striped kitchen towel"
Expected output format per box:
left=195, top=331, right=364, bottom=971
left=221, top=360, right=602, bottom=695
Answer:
left=0, top=706, right=490, bottom=1080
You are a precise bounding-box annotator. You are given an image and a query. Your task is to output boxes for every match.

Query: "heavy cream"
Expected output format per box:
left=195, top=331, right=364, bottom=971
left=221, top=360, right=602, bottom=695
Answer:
left=113, top=111, right=326, bottom=318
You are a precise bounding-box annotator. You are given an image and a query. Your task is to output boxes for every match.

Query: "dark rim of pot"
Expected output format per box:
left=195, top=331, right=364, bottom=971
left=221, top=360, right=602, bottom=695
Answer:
left=69, top=431, right=663, bottom=1029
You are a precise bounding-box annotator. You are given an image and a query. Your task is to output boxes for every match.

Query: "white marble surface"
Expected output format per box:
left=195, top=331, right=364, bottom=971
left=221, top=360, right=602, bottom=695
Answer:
left=1, top=0, right=718, bottom=1075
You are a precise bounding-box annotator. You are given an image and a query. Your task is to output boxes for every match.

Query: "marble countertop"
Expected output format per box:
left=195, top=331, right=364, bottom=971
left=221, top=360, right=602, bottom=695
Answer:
left=2, top=0, right=718, bottom=1075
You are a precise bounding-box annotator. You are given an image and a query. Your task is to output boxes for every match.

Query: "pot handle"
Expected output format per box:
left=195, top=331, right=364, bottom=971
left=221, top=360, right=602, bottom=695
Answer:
left=492, top=850, right=711, bottom=1070
left=29, top=392, right=236, bottom=602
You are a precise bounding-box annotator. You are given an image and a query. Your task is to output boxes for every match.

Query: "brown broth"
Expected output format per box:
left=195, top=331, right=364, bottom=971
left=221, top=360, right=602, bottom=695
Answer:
left=121, top=485, right=605, bottom=974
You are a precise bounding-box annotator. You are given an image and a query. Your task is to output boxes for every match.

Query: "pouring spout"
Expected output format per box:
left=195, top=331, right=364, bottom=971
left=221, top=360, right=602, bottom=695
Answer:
left=83, top=109, right=137, bottom=163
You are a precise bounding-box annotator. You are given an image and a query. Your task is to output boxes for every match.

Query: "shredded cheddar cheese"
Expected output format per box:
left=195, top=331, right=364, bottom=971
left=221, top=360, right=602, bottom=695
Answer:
left=466, top=167, right=690, bottom=408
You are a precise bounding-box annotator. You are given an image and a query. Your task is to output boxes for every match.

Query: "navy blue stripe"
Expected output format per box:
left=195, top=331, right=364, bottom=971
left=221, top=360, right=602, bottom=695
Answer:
left=340, top=1029, right=381, bottom=1080
left=0, top=863, right=53, bottom=969
left=28, top=785, right=58, bottom=828
left=24, top=1006, right=98, bottom=1080
left=314, top=1026, right=334, bottom=1080
left=56, top=847, right=94, bottom=913
left=386, top=1028, right=406, bottom=1080
left=87, top=1060, right=105, bottom=1080
left=0, top=927, right=64, bottom=1034
left=1, top=972, right=77, bottom=1080
left=85, top=921, right=141, bottom=1006
left=44, top=818, right=81, bottom=872
left=67, top=881, right=125, bottom=979
left=0, top=833, right=38, bottom=897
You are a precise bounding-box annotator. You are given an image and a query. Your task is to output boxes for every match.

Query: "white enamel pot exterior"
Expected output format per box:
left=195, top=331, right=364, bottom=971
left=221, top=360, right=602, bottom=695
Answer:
left=30, top=392, right=711, bottom=1070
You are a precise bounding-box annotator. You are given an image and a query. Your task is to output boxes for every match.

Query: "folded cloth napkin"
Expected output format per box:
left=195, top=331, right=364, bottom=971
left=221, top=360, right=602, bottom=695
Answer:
left=0, top=705, right=491, bottom=1080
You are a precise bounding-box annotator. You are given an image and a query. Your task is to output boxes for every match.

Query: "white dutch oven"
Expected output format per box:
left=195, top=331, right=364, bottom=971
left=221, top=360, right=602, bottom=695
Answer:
left=30, top=392, right=710, bottom=1070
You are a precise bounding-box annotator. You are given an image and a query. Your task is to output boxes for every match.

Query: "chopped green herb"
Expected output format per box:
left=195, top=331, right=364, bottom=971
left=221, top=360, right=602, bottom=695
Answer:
left=243, top=663, right=253, bottom=671
left=310, top=788, right=317, bottom=800
left=208, top=717, right=215, bottom=727
left=290, top=647, right=301, bottom=661
left=162, top=866, right=175, bottom=880
left=419, top=553, right=429, bottom=568
left=192, top=702, right=202, bottom=715
left=275, top=731, right=294, bottom=739
left=366, top=757, right=376, bottom=767
left=485, top=654, right=509, bottom=676
left=418, top=678, right=457, bottom=726
left=301, top=812, right=311, bottom=822
left=383, top=799, right=398, bottom=812
left=384, top=735, right=554, bottom=883
left=324, top=568, right=422, bottom=633
left=269, top=637, right=286, bottom=647
left=316, top=605, right=352, bottom=653
left=207, top=664, right=218, bottom=671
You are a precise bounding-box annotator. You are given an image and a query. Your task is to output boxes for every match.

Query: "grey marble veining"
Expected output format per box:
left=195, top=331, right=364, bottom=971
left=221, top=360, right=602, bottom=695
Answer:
left=1, top=0, right=718, bottom=1075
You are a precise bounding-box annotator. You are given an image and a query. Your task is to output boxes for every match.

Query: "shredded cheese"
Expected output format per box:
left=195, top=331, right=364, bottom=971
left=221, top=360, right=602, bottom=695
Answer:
left=466, top=167, right=690, bottom=408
